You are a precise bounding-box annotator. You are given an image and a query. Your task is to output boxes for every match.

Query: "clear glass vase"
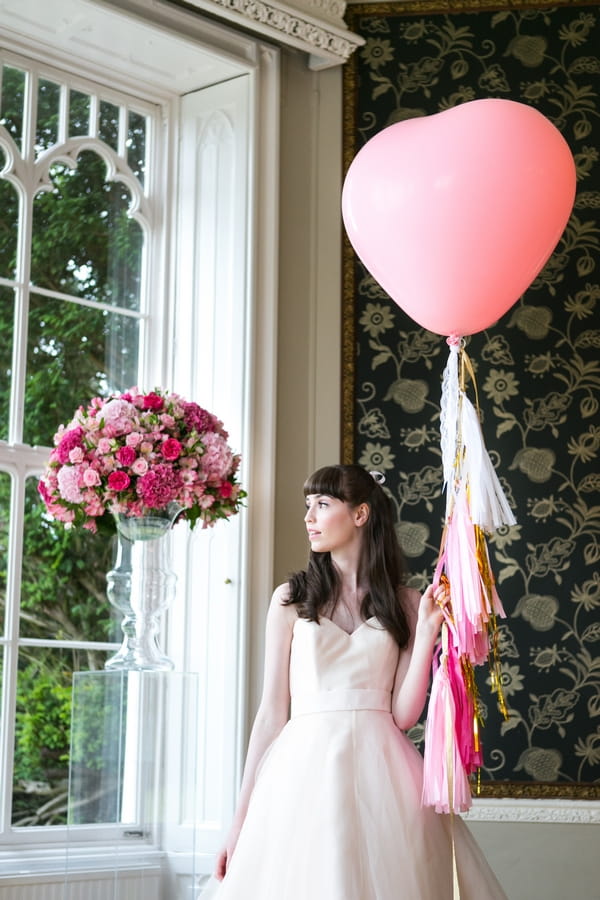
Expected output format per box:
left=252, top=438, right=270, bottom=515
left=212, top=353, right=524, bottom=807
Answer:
left=105, top=502, right=181, bottom=671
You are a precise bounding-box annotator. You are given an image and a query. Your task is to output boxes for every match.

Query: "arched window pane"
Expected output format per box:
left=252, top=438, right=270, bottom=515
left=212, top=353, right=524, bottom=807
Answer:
left=36, top=78, right=61, bottom=154
left=0, top=468, right=10, bottom=632
left=99, top=100, right=119, bottom=151
left=20, top=476, right=117, bottom=643
left=0, top=64, right=26, bottom=152
left=24, top=294, right=139, bottom=446
left=0, top=287, right=14, bottom=441
left=69, top=89, right=91, bottom=137
left=0, top=150, right=19, bottom=280
left=31, top=150, right=144, bottom=310
left=127, top=110, right=147, bottom=185
left=13, top=645, right=114, bottom=827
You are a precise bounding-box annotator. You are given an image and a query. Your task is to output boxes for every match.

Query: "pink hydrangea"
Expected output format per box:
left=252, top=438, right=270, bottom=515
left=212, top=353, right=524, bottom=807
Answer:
left=102, top=399, right=136, bottom=435
left=57, top=465, right=84, bottom=503
left=201, top=432, right=234, bottom=482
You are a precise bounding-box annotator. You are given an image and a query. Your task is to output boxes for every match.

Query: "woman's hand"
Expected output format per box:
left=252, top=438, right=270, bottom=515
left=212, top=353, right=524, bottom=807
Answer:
left=215, top=825, right=241, bottom=880
left=416, top=582, right=449, bottom=641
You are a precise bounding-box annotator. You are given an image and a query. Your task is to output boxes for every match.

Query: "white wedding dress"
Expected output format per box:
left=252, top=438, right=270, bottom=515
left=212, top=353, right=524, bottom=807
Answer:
left=204, top=615, right=508, bottom=899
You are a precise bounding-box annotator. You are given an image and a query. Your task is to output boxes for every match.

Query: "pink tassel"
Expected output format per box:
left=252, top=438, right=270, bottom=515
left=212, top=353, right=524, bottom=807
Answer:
left=422, top=628, right=473, bottom=814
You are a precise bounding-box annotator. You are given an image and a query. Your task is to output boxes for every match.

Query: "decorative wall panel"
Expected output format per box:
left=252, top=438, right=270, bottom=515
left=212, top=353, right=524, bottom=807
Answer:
left=343, top=0, right=599, bottom=798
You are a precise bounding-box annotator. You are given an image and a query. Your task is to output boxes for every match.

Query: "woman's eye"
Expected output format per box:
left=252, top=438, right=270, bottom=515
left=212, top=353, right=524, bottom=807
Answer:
left=318, top=501, right=328, bottom=508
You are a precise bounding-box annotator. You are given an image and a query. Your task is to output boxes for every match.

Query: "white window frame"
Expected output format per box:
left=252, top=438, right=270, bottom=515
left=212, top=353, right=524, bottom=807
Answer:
left=0, top=0, right=279, bottom=880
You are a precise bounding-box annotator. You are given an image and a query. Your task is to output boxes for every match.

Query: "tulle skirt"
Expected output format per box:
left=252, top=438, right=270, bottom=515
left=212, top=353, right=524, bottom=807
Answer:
left=203, top=708, right=507, bottom=899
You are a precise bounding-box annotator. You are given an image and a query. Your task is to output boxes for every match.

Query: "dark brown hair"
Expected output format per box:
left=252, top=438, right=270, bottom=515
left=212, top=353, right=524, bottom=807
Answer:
left=286, top=464, right=411, bottom=649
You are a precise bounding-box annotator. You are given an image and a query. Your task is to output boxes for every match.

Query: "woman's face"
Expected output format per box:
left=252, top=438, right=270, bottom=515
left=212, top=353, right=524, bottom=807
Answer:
left=304, top=493, right=364, bottom=555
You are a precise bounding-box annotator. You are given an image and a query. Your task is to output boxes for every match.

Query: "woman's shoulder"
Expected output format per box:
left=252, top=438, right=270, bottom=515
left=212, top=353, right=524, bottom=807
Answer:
left=272, top=581, right=291, bottom=605
left=267, top=583, right=297, bottom=628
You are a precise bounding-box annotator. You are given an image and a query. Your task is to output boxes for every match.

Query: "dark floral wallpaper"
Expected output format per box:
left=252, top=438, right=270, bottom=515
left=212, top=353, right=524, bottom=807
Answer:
left=342, top=0, right=599, bottom=797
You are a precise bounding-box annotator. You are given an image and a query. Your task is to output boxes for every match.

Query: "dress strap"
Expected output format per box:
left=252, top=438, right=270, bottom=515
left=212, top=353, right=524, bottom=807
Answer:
left=291, top=688, right=391, bottom=717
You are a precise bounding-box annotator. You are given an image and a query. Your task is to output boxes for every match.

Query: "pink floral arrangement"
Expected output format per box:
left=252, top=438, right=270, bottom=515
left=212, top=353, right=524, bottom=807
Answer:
left=38, top=387, right=245, bottom=532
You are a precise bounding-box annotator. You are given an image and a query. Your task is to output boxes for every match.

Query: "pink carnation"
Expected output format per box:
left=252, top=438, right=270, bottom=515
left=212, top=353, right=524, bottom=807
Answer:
left=38, top=480, right=52, bottom=505
left=108, top=470, right=131, bottom=492
left=56, top=427, right=84, bottom=465
left=136, top=464, right=182, bottom=508
left=183, top=402, right=218, bottom=435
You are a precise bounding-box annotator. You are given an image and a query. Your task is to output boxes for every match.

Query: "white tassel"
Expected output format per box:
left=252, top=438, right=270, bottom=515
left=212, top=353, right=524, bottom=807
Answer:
left=459, top=393, right=516, bottom=533
left=440, top=342, right=460, bottom=518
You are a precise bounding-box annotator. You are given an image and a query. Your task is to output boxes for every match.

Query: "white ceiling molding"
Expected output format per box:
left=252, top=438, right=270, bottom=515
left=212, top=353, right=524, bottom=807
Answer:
left=169, top=0, right=364, bottom=69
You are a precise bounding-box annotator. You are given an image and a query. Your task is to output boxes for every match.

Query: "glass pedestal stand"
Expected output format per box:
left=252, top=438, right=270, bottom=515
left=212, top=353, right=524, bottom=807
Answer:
left=64, top=671, right=209, bottom=900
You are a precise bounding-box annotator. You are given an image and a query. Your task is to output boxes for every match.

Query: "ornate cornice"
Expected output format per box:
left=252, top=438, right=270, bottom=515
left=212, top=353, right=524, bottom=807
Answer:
left=177, top=0, right=364, bottom=68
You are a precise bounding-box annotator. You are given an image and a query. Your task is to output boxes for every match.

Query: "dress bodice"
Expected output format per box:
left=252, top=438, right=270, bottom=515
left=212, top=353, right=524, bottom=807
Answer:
left=289, top=617, right=400, bottom=716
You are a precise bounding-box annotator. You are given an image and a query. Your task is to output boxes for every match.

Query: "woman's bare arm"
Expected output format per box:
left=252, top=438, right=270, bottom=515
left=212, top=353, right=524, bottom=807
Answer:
left=391, top=584, right=446, bottom=731
left=215, top=583, right=296, bottom=879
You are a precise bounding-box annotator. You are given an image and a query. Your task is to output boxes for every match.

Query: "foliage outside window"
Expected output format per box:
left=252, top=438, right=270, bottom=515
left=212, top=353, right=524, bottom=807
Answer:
left=0, top=55, right=159, bottom=829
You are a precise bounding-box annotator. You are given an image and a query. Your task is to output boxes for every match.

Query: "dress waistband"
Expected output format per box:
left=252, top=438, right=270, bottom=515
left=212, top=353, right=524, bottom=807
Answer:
left=291, top=688, right=391, bottom=717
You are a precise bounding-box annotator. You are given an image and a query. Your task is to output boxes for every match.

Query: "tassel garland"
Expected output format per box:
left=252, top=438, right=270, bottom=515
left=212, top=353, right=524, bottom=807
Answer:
left=422, top=337, right=513, bottom=815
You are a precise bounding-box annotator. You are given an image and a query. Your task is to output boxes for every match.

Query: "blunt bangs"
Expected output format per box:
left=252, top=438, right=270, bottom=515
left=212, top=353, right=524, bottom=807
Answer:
left=303, top=466, right=346, bottom=501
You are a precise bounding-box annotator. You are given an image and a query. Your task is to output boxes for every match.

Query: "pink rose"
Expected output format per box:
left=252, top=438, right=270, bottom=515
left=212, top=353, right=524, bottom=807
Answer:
left=219, top=480, right=233, bottom=498
left=83, top=468, right=101, bottom=487
left=143, top=392, right=163, bottom=411
left=161, top=438, right=182, bottom=461
left=108, top=471, right=131, bottom=492
left=131, top=458, right=149, bottom=476
left=126, top=432, right=143, bottom=447
left=97, top=438, right=112, bottom=455
left=116, top=445, right=137, bottom=466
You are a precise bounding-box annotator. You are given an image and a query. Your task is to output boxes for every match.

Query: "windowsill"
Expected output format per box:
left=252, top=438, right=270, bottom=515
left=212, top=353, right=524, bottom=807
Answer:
left=0, top=843, right=162, bottom=879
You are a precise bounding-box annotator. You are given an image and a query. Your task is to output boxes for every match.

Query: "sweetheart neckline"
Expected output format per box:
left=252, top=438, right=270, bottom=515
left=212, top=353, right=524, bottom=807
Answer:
left=295, top=615, right=379, bottom=638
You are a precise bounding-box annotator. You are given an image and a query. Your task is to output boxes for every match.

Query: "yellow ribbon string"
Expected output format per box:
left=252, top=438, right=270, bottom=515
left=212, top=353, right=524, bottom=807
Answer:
left=459, top=346, right=481, bottom=415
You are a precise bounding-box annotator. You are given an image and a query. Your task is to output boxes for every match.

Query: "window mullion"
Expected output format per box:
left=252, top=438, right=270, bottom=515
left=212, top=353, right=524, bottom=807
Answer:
left=8, top=62, right=35, bottom=446
left=0, top=465, right=26, bottom=836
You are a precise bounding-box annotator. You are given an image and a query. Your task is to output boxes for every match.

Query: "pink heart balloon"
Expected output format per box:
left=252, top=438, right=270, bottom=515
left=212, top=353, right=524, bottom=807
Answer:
left=342, top=99, right=576, bottom=337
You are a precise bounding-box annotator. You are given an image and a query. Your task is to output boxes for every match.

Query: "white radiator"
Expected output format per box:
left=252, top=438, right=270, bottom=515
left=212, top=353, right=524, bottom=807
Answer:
left=0, top=869, right=161, bottom=900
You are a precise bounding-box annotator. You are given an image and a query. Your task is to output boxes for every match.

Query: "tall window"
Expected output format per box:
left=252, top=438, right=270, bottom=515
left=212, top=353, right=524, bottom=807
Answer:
left=0, top=51, right=162, bottom=833
left=0, top=2, right=278, bottom=879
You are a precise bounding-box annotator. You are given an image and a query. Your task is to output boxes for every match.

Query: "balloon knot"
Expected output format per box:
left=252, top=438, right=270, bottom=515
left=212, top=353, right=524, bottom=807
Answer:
left=446, top=334, right=463, bottom=350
